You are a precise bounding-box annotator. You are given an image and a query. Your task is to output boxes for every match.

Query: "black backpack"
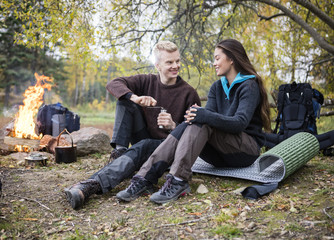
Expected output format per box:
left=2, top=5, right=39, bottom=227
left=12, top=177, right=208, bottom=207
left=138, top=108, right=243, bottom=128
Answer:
left=273, top=82, right=324, bottom=139
left=36, top=103, right=80, bottom=136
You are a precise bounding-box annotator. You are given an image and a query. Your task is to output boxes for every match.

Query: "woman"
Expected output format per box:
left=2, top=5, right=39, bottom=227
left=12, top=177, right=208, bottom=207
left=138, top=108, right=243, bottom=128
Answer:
left=116, top=39, right=271, bottom=204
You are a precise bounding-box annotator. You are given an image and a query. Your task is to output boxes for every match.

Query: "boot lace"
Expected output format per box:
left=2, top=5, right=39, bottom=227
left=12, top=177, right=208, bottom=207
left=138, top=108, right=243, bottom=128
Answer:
left=126, top=176, right=146, bottom=194
left=160, top=175, right=175, bottom=196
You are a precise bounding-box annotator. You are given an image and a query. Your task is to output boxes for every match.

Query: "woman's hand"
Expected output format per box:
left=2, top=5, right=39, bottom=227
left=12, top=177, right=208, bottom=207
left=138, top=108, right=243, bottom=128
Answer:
left=157, top=111, right=176, bottom=130
left=184, top=104, right=200, bottom=124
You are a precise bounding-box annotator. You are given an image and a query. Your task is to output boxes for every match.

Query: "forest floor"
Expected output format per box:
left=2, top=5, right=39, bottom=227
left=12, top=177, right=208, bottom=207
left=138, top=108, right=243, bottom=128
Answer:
left=0, top=119, right=333, bottom=239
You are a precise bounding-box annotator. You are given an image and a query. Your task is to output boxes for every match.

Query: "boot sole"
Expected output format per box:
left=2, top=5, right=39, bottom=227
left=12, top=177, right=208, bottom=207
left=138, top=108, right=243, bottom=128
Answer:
left=150, top=186, right=191, bottom=204
left=64, top=188, right=84, bottom=210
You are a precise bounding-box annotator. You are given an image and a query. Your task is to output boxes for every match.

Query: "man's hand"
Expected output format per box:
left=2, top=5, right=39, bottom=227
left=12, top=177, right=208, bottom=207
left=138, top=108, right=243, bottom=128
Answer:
left=157, top=111, right=176, bottom=130
left=130, top=94, right=157, bottom=107
left=184, top=103, right=200, bottom=124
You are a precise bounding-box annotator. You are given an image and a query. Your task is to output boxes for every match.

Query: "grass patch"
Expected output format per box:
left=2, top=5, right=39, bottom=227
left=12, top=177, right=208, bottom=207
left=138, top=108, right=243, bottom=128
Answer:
left=285, top=223, right=305, bottom=232
left=0, top=220, right=12, bottom=231
left=211, top=224, right=242, bottom=238
left=214, top=211, right=232, bottom=223
left=317, top=115, right=334, bottom=134
left=183, top=202, right=205, bottom=214
left=79, top=112, right=115, bottom=125
left=167, top=216, right=185, bottom=224
left=252, top=210, right=287, bottom=231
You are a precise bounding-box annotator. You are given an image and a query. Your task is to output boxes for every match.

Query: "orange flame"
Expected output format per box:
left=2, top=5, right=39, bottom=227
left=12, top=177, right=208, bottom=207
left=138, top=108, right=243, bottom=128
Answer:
left=13, top=73, right=53, bottom=151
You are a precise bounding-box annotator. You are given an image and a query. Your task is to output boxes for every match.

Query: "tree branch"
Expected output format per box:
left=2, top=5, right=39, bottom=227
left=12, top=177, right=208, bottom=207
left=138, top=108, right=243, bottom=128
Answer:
left=293, top=0, right=334, bottom=30
left=240, top=3, right=286, bottom=21
left=204, top=0, right=334, bottom=55
left=258, top=13, right=286, bottom=21
left=255, top=0, right=334, bottom=55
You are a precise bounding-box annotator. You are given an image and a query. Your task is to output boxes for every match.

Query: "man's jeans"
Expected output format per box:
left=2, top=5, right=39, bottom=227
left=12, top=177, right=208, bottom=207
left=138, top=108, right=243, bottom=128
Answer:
left=111, top=99, right=151, bottom=148
left=90, top=138, right=163, bottom=193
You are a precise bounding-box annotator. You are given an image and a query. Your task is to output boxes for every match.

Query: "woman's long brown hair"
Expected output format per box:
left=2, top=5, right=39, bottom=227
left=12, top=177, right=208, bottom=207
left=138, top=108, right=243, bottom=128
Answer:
left=216, top=39, right=271, bottom=132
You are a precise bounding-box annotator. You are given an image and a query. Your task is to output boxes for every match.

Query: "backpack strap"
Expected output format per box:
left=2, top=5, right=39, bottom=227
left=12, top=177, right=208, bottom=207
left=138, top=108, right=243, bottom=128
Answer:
left=304, top=85, right=315, bottom=132
left=304, top=86, right=314, bottom=116
left=273, top=84, right=286, bottom=134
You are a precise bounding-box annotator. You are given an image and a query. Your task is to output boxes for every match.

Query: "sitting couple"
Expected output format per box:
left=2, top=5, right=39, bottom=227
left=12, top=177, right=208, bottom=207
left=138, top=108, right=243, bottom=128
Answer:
left=65, top=39, right=271, bottom=209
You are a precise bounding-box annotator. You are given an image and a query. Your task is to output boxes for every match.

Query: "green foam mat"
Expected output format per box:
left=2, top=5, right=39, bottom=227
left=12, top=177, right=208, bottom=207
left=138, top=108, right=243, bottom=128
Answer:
left=192, top=132, right=320, bottom=183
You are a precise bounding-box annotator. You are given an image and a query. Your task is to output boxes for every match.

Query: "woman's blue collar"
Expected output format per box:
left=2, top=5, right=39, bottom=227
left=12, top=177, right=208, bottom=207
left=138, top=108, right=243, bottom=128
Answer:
left=221, top=73, right=255, bottom=99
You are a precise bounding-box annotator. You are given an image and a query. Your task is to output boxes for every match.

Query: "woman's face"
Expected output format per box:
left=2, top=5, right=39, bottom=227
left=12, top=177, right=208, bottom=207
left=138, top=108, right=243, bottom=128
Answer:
left=213, top=48, right=233, bottom=77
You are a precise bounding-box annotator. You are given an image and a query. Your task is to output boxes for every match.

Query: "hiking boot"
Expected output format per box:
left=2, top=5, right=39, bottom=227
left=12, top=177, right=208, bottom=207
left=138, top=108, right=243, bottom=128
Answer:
left=116, top=175, right=154, bottom=202
left=323, top=147, right=334, bottom=156
left=64, top=179, right=102, bottom=210
left=105, top=148, right=127, bottom=165
left=150, top=174, right=190, bottom=204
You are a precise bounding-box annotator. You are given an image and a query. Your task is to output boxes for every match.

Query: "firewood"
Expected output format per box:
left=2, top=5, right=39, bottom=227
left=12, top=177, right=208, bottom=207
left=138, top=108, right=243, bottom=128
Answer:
left=4, top=136, right=40, bottom=148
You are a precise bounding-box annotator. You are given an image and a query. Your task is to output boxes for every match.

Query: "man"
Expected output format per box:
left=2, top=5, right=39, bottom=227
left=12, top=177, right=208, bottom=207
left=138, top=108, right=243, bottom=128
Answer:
left=64, top=41, right=201, bottom=209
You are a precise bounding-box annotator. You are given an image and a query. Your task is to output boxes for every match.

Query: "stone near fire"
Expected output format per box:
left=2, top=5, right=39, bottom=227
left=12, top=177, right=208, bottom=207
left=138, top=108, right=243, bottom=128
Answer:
left=62, top=127, right=111, bottom=156
left=8, top=151, right=54, bottom=166
left=0, top=122, right=14, bottom=153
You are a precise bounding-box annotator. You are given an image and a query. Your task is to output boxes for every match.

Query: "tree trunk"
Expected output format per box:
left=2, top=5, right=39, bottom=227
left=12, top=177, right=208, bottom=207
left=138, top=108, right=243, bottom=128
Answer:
left=4, top=84, right=10, bottom=108
left=105, top=65, right=111, bottom=104
left=80, top=62, right=87, bottom=105
left=74, top=65, right=79, bottom=107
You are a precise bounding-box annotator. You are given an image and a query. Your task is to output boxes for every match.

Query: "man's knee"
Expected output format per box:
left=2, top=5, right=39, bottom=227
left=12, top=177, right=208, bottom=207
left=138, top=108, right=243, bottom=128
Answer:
left=116, top=99, right=141, bottom=113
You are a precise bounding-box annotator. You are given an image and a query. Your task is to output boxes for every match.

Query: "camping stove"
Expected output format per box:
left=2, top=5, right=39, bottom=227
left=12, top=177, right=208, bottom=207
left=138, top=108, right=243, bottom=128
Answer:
left=25, top=152, right=48, bottom=167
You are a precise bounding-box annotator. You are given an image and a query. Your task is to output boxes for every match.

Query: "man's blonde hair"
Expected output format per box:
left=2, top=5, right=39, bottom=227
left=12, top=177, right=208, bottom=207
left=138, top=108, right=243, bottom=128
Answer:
left=153, top=41, right=178, bottom=63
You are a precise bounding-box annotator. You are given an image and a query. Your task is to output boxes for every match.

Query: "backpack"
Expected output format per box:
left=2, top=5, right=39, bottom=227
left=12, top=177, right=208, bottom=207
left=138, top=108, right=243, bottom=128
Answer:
left=36, top=103, right=80, bottom=136
left=273, top=82, right=324, bottom=139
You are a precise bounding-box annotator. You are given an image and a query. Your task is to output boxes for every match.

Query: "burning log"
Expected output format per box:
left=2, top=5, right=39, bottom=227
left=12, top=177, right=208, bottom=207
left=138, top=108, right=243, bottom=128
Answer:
left=4, top=136, right=40, bottom=149
left=5, top=73, right=53, bottom=152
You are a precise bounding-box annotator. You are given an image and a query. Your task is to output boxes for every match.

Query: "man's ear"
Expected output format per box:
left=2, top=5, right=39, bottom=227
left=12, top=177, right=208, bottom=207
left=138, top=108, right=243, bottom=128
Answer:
left=155, top=63, right=160, bottom=72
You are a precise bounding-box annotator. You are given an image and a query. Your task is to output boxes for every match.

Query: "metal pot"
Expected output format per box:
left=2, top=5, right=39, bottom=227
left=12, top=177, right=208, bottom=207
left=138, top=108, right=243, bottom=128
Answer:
left=55, top=129, right=77, bottom=163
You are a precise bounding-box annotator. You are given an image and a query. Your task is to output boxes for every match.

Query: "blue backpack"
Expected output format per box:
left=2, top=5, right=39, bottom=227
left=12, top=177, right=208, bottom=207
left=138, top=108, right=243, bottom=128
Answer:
left=273, top=82, right=324, bottom=139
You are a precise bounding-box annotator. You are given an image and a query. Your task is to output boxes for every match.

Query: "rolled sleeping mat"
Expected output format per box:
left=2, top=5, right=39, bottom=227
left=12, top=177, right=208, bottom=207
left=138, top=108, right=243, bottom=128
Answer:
left=193, top=132, right=320, bottom=183
left=259, top=132, right=319, bottom=180
left=241, top=132, right=320, bottom=199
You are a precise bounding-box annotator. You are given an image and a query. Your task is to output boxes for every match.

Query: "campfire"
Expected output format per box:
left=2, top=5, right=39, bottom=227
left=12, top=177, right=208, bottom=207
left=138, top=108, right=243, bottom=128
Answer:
left=4, top=73, right=53, bottom=152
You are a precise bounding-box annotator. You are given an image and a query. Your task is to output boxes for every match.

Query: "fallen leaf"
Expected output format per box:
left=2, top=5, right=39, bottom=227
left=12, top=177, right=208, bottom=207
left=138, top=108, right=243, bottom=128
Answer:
left=189, top=212, right=202, bottom=216
left=239, top=211, right=247, bottom=218
left=289, top=200, right=298, bottom=213
left=277, top=204, right=288, bottom=210
left=203, top=199, right=212, bottom=205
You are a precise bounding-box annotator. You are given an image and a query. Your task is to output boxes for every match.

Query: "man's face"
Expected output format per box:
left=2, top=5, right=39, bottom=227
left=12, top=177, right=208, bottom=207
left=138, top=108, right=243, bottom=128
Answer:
left=155, top=50, right=181, bottom=81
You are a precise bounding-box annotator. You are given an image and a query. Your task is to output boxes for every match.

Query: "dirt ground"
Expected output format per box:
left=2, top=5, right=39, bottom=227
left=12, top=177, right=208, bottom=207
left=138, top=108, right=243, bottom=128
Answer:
left=0, top=122, right=333, bottom=239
